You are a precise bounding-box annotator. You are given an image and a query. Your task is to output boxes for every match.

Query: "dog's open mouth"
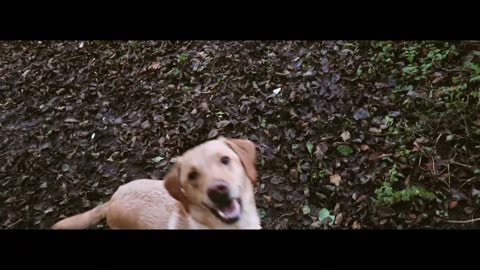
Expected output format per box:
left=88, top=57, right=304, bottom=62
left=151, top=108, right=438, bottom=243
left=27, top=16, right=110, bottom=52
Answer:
left=204, top=198, right=242, bottom=224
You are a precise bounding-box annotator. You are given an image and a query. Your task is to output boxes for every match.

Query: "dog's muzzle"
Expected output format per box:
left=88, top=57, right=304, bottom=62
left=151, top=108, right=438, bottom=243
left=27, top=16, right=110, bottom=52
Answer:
left=203, top=180, right=242, bottom=224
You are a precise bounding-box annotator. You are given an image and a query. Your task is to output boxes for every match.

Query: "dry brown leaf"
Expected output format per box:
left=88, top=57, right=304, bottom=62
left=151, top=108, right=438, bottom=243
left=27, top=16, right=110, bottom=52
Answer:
left=200, top=101, right=210, bottom=113
left=432, top=76, right=445, bottom=84
left=412, top=142, right=422, bottom=152
left=449, top=200, right=458, bottom=209
left=150, top=61, right=161, bottom=70
left=335, top=213, right=344, bottom=225
left=329, top=174, right=341, bottom=186
left=340, top=131, right=351, bottom=142
left=352, top=220, right=361, bottom=229
left=289, top=91, right=296, bottom=100
left=369, top=127, right=382, bottom=134
left=415, top=137, right=429, bottom=144
left=404, top=175, right=411, bottom=185
left=360, top=144, right=370, bottom=151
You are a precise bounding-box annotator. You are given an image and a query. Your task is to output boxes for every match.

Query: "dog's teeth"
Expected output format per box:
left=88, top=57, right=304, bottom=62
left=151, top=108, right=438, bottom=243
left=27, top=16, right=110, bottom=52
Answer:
left=234, top=200, right=240, bottom=210
left=217, top=210, right=226, bottom=219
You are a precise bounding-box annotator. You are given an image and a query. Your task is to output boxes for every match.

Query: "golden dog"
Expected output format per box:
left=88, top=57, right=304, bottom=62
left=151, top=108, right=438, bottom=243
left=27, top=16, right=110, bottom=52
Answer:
left=51, top=137, right=261, bottom=229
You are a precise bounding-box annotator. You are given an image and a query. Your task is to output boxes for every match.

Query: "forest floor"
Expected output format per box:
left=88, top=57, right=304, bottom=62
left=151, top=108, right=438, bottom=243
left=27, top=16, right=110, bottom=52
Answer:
left=1, top=41, right=480, bottom=229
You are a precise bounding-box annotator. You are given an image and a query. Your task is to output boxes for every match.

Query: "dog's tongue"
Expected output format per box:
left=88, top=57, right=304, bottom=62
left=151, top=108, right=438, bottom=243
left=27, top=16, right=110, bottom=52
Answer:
left=218, top=200, right=240, bottom=219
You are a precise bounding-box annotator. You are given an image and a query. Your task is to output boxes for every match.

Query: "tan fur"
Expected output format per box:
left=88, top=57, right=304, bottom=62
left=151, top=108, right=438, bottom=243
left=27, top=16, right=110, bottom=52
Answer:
left=52, top=137, right=261, bottom=230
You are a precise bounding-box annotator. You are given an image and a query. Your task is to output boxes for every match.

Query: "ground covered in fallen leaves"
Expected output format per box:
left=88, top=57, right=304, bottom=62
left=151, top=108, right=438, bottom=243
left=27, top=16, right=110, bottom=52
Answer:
left=1, top=41, right=480, bottom=229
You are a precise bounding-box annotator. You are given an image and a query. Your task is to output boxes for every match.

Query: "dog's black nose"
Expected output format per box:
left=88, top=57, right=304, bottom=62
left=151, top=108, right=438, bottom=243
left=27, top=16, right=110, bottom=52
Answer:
left=207, top=181, right=230, bottom=206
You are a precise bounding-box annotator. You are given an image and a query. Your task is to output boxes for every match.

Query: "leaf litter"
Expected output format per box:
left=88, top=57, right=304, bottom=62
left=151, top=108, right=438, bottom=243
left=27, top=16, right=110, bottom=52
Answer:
left=1, top=41, right=479, bottom=229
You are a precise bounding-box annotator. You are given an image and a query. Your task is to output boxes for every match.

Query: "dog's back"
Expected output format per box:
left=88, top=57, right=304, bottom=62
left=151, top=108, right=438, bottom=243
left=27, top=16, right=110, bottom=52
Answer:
left=52, top=179, right=186, bottom=229
left=106, top=179, right=185, bottom=229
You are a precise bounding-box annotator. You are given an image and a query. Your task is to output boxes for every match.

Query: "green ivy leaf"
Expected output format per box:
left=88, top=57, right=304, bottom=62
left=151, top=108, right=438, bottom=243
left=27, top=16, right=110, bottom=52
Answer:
left=336, top=145, right=353, bottom=157
left=258, top=208, right=266, bottom=220
left=306, top=142, right=314, bottom=155
left=61, top=164, right=70, bottom=172
left=302, top=205, right=311, bottom=215
left=318, top=208, right=335, bottom=225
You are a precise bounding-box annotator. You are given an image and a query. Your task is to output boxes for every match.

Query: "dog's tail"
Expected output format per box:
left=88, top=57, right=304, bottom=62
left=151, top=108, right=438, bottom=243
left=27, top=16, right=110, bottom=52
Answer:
left=52, top=202, right=110, bottom=230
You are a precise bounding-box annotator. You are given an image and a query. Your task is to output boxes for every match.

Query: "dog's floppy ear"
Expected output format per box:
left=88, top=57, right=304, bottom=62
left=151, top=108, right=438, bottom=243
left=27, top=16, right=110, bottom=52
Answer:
left=164, top=160, right=189, bottom=212
left=222, top=137, right=257, bottom=183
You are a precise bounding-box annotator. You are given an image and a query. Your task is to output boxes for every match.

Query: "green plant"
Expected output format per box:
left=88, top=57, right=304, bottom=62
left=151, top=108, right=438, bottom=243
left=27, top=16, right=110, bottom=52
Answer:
left=401, top=43, right=419, bottom=63
left=266, top=62, right=274, bottom=73
left=371, top=41, right=394, bottom=63
left=438, top=84, right=468, bottom=100
left=309, top=168, right=326, bottom=186
left=388, top=164, right=399, bottom=182
left=317, top=169, right=326, bottom=179
left=337, top=145, right=353, bottom=157
left=177, top=53, right=188, bottom=63
left=291, top=144, right=299, bottom=151
left=402, top=65, right=419, bottom=78
left=166, top=67, right=181, bottom=77
left=383, top=116, right=394, bottom=127
left=436, top=61, right=480, bottom=107
left=374, top=165, right=436, bottom=205
left=398, top=146, right=417, bottom=163
left=260, top=118, right=267, bottom=128
left=465, top=61, right=480, bottom=82
left=127, top=40, right=140, bottom=48
left=399, top=42, right=457, bottom=82
left=258, top=208, right=266, bottom=220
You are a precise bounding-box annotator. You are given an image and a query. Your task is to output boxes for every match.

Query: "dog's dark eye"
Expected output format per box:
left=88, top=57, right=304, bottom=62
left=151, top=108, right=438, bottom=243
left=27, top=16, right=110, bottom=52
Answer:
left=220, top=156, right=230, bottom=165
left=188, top=170, right=199, bottom=181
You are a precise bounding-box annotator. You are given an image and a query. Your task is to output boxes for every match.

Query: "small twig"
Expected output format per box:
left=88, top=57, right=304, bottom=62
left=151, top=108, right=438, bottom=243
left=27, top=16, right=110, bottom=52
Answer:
left=36, top=165, right=52, bottom=175
left=444, top=68, right=467, bottom=73
left=446, top=217, right=480, bottom=224
left=276, top=212, right=295, bottom=223
left=449, top=152, right=458, bottom=162
left=256, top=89, right=268, bottom=98
left=368, top=133, right=397, bottom=137
left=447, top=162, right=451, bottom=189
left=436, top=178, right=450, bottom=190
left=36, top=165, right=74, bottom=183
left=378, top=153, right=393, bottom=159
left=6, top=218, right=23, bottom=229
left=450, top=161, right=474, bottom=169
left=434, top=132, right=445, bottom=154
left=411, top=156, right=422, bottom=182
left=0, top=100, right=11, bottom=107
left=457, top=177, right=478, bottom=190
left=63, top=55, right=83, bottom=62
left=463, top=115, right=471, bottom=137
left=437, top=166, right=449, bottom=176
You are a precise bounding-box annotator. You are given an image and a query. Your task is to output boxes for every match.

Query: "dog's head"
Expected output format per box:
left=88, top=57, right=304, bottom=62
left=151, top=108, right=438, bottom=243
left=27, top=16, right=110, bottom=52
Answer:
left=164, top=137, right=257, bottom=226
